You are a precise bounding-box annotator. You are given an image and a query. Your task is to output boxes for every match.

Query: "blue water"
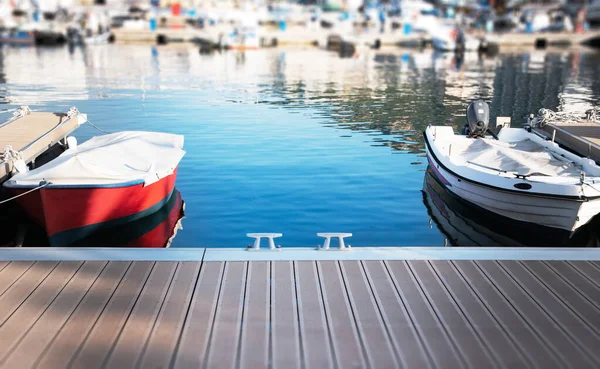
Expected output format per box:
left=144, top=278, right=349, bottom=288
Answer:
left=1, top=45, right=599, bottom=247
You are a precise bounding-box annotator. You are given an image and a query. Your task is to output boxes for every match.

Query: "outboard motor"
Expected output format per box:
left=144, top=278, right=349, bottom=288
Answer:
left=463, top=100, right=490, bottom=137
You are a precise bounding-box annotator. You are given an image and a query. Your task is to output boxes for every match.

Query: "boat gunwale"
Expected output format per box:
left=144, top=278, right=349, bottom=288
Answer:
left=3, top=179, right=145, bottom=189
left=423, top=130, right=599, bottom=201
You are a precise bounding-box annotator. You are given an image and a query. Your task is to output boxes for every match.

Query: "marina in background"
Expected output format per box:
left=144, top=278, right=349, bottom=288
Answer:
left=0, top=4, right=600, bottom=367
left=1, top=0, right=600, bottom=51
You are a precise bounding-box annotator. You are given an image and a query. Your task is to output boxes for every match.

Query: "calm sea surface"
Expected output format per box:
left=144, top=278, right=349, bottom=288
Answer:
left=1, top=44, right=599, bottom=247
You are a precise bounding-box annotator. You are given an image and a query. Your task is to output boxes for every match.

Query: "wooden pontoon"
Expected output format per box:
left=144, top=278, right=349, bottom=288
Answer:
left=536, top=121, right=600, bottom=164
left=0, top=246, right=599, bottom=369
left=0, top=107, right=86, bottom=184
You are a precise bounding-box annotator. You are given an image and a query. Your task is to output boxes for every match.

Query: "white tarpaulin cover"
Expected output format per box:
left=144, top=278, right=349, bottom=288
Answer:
left=5, top=131, right=185, bottom=187
left=458, top=138, right=582, bottom=177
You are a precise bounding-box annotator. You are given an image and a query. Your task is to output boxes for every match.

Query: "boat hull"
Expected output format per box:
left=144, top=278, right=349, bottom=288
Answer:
left=423, top=168, right=573, bottom=246
left=69, top=189, right=185, bottom=248
left=7, top=168, right=178, bottom=246
left=424, top=142, right=596, bottom=233
left=0, top=31, right=35, bottom=46
left=84, top=32, right=112, bottom=45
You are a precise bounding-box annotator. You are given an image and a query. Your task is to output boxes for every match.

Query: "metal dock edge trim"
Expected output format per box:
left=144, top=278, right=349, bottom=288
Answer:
left=0, top=247, right=599, bottom=261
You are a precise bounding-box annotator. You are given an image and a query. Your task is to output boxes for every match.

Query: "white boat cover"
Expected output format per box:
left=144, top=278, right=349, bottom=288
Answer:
left=5, top=131, right=185, bottom=187
left=457, top=138, right=582, bottom=177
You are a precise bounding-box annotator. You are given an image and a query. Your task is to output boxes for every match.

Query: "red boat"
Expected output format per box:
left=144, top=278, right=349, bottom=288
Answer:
left=70, top=189, right=186, bottom=248
left=5, top=188, right=185, bottom=248
left=3, top=131, right=185, bottom=246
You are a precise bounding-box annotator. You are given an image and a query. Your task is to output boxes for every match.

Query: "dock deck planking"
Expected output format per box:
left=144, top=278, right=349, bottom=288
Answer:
left=173, top=261, right=223, bottom=369
left=0, top=261, right=35, bottom=298
left=362, top=260, right=433, bottom=368
left=102, top=261, right=177, bottom=369
left=295, top=261, right=334, bottom=369
left=340, top=260, right=399, bottom=368
left=137, top=261, right=201, bottom=369
left=454, top=260, right=561, bottom=368
left=547, top=261, right=600, bottom=307
left=239, top=261, right=270, bottom=369
left=0, top=261, right=106, bottom=369
left=409, top=260, right=499, bottom=368
left=34, top=261, right=132, bottom=369
left=477, top=260, right=592, bottom=368
left=0, top=249, right=598, bottom=368
left=499, top=261, right=600, bottom=365
left=204, top=262, right=247, bottom=369
left=0, top=261, right=83, bottom=367
left=271, top=261, right=301, bottom=369
left=386, top=260, right=466, bottom=369
left=317, top=261, right=367, bottom=369
left=566, top=261, right=600, bottom=288
left=67, top=261, right=154, bottom=369
left=525, top=261, right=600, bottom=333
left=430, top=260, right=528, bottom=369
left=0, top=262, right=58, bottom=325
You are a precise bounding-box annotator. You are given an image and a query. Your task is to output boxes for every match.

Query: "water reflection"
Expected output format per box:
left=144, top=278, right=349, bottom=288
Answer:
left=1, top=189, right=185, bottom=247
left=1, top=45, right=598, bottom=150
left=0, top=45, right=599, bottom=246
left=423, top=168, right=600, bottom=247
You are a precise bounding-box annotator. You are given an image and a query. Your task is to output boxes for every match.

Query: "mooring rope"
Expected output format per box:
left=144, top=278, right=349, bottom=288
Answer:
left=86, top=119, right=112, bottom=134
left=0, top=182, right=50, bottom=205
left=535, top=108, right=600, bottom=128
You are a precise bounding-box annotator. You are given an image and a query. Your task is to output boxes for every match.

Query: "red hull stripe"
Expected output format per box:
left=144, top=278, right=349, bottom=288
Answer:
left=69, top=189, right=184, bottom=248
left=42, top=169, right=178, bottom=236
left=8, top=169, right=178, bottom=245
left=124, top=192, right=185, bottom=248
left=0, top=39, right=35, bottom=45
left=49, top=188, right=176, bottom=246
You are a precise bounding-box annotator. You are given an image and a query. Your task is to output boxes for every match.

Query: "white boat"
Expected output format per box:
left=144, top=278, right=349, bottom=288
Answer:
left=421, top=167, right=592, bottom=246
left=84, top=31, right=112, bottom=45
left=423, top=167, right=528, bottom=247
left=220, top=26, right=260, bottom=50
left=424, top=100, right=600, bottom=235
left=67, top=29, right=112, bottom=45
left=429, top=23, right=481, bottom=52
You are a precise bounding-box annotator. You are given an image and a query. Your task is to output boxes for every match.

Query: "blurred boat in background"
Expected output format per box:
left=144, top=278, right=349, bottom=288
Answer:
left=220, top=26, right=260, bottom=50
left=0, top=27, right=35, bottom=45
left=429, top=23, right=482, bottom=52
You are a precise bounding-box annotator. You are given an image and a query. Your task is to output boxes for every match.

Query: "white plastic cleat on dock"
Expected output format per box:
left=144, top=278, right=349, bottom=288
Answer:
left=246, top=233, right=283, bottom=250
left=317, top=233, right=352, bottom=250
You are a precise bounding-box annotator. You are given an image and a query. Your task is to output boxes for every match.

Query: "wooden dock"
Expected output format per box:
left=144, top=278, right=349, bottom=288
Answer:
left=111, top=25, right=600, bottom=51
left=536, top=120, right=600, bottom=164
left=1, top=247, right=600, bottom=369
left=0, top=108, right=85, bottom=184
left=488, top=30, right=600, bottom=48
